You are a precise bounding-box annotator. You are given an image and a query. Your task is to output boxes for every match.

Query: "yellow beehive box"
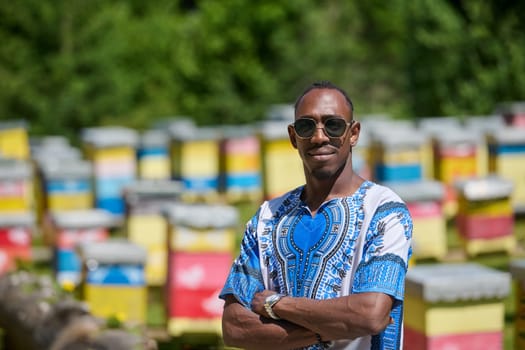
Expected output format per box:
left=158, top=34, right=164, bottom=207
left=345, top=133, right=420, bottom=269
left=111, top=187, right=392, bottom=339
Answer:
left=488, top=126, right=525, bottom=213
left=124, top=180, right=182, bottom=285
left=259, top=121, right=304, bottom=199
left=404, top=263, right=510, bottom=350
left=78, top=239, right=148, bottom=324
left=387, top=180, right=446, bottom=261
left=0, top=120, right=30, bottom=160
left=163, top=202, right=239, bottom=253
left=137, top=129, right=171, bottom=180
left=510, top=259, right=525, bottom=350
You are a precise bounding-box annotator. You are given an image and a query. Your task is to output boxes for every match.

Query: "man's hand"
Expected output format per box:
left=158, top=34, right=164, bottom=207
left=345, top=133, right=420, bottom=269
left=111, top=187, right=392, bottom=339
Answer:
left=251, top=290, right=282, bottom=318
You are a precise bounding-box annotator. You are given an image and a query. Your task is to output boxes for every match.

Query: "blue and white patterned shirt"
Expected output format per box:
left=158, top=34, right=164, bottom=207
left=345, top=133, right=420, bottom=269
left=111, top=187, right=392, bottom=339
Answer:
left=220, top=181, right=413, bottom=350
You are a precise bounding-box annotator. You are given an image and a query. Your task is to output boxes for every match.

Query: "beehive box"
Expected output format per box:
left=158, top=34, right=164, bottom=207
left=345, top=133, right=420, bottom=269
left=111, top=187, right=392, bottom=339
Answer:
left=78, top=239, right=147, bottom=324
left=82, top=127, right=138, bottom=217
left=39, top=160, right=93, bottom=211
left=509, top=259, right=525, bottom=350
left=170, top=126, right=221, bottom=203
left=46, top=209, right=114, bottom=286
left=387, top=180, right=446, bottom=261
left=0, top=212, right=34, bottom=274
left=137, top=129, right=171, bottom=180
left=488, top=126, right=525, bottom=213
left=219, top=125, right=262, bottom=203
left=162, top=202, right=238, bottom=336
left=0, top=120, right=30, bottom=160
left=404, top=263, right=510, bottom=350
left=259, top=121, right=304, bottom=199
left=432, top=129, right=481, bottom=218
left=0, top=159, right=33, bottom=213
left=124, top=180, right=182, bottom=286
left=369, top=126, right=426, bottom=183
left=455, top=176, right=515, bottom=257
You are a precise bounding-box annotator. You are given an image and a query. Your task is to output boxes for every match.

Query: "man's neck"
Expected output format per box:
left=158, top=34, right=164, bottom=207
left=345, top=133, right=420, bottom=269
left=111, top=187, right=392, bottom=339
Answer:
left=302, top=171, right=363, bottom=215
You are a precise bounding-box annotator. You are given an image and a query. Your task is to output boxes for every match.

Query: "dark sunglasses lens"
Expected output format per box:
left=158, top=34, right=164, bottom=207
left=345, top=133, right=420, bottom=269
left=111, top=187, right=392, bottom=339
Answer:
left=325, top=119, right=347, bottom=137
left=294, top=119, right=316, bottom=137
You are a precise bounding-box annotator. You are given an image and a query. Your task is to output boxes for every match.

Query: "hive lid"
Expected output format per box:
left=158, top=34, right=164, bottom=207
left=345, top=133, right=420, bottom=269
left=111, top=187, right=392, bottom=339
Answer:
left=0, top=212, right=35, bottom=227
left=464, top=115, right=505, bottom=133
left=78, top=239, right=147, bottom=265
left=386, top=180, right=445, bottom=202
left=124, top=180, right=183, bottom=203
left=220, top=125, right=257, bottom=139
left=370, top=127, right=426, bottom=147
left=33, top=147, right=82, bottom=166
left=494, top=101, right=525, bottom=114
left=509, top=260, right=525, bottom=281
left=139, top=129, right=170, bottom=148
left=432, top=127, right=481, bottom=145
left=488, top=127, right=525, bottom=144
left=405, top=263, right=511, bottom=302
left=417, top=117, right=462, bottom=135
left=258, top=121, right=290, bottom=140
left=170, top=126, right=221, bottom=141
left=162, top=202, right=239, bottom=229
left=0, top=159, right=32, bottom=179
left=39, top=159, right=92, bottom=179
left=50, top=209, right=115, bottom=229
left=0, top=119, right=28, bottom=130
left=454, top=175, right=513, bottom=200
left=81, top=126, right=139, bottom=148
left=265, top=104, right=295, bottom=123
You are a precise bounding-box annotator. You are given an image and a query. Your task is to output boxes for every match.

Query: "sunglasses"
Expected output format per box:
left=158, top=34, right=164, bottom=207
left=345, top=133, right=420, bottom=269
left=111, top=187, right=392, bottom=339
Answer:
left=292, top=118, right=354, bottom=139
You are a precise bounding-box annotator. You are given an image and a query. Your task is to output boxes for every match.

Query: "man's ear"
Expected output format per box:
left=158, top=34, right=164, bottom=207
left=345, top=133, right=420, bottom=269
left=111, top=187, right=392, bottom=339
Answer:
left=349, top=121, right=360, bottom=147
left=288, top=124, right=298, bottom=149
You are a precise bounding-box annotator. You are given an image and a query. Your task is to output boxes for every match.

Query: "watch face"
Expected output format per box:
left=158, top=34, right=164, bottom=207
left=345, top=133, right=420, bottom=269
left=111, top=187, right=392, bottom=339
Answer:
left=266, top=293, right=282, bottom=306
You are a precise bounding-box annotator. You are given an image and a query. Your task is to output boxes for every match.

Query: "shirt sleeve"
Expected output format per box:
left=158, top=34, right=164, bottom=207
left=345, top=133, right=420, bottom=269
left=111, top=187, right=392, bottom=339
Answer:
left=352, top=199, right=413, bottom=301
left=219, top=211, right=265, bottom=308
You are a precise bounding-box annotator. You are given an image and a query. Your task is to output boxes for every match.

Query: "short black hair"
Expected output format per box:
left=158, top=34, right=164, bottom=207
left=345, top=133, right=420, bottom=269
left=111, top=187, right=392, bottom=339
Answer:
left=294, top=80, right=354, bottom=113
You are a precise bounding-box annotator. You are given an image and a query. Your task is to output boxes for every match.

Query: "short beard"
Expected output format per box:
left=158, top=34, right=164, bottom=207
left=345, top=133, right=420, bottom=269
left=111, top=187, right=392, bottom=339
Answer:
left=311, top=168, right=333, bottom=180
left=309, top=158, right=347, bottom=181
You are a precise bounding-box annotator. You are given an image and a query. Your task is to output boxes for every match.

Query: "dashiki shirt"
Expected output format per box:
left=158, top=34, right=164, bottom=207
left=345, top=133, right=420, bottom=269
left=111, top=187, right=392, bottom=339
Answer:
left=220, top=180, right=413, bottom=350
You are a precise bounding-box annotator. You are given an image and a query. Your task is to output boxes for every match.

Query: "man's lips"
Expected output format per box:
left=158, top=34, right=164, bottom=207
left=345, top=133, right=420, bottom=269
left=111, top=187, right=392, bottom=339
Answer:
left=307, top=147, right=336, bottom=158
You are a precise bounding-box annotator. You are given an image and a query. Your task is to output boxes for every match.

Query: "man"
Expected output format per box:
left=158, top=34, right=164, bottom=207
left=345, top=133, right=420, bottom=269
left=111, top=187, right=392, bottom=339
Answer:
left=220, top=81, right=412, bottom=350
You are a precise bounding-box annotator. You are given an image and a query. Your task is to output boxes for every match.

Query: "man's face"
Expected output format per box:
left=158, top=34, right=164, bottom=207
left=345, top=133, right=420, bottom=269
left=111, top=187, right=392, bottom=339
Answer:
left=288, top=88, right=357, bottom=180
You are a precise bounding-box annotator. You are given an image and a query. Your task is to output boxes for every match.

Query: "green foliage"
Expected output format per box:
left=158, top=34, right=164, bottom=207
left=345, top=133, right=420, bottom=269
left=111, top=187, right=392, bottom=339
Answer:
left=0, top=0, right=524, bottom=140
left=406, top=0, right=525, bottom=117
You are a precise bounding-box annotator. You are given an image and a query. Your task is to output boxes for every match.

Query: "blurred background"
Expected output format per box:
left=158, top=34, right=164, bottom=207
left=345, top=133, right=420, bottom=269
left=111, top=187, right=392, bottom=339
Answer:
left=1, top=1, right=525, bottom=349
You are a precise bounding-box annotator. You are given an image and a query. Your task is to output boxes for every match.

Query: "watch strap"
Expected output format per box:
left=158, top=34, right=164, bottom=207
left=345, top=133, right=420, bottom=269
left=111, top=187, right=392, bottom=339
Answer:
left=264, top=294, right=284, bottom=320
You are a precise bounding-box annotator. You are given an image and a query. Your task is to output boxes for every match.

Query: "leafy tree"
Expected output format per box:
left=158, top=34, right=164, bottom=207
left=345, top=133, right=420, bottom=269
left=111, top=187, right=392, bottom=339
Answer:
left=1, top=0, right=524, bottom=141
left=406, top=0, right=525, bottom=118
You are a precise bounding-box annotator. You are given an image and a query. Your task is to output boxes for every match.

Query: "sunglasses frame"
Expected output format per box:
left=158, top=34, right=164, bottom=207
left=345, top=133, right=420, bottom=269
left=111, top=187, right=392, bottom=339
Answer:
left=291, top=118, right=354, bottom=139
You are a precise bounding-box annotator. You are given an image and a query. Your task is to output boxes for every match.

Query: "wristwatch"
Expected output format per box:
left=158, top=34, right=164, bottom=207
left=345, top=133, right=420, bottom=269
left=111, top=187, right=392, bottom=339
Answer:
left=264, top=293, right=285, bottom=320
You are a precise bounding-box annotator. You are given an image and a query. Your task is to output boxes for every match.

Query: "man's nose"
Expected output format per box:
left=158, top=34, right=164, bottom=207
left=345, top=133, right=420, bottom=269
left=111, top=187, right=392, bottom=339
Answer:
left=310, top=127, right=329, bottom=142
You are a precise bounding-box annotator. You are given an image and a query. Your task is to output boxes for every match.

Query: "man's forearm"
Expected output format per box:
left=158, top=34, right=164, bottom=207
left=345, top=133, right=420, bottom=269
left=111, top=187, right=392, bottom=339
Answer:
left=222, top=296, right=319, bottom=350
left=255, top=291, right=393, bottom=342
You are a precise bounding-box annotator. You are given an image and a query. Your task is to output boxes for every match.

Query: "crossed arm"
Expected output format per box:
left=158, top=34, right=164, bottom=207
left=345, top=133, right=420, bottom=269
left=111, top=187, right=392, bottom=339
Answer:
left=221, top=290, right=394, bottom=350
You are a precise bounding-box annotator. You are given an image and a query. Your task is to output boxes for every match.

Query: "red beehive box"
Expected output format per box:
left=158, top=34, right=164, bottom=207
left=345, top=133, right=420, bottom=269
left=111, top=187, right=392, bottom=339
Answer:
left=167, top=251, right=231, bottom=319
left=0, top=212, right=34, bottom=274
left=166, top=251, right=232, bottom=336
